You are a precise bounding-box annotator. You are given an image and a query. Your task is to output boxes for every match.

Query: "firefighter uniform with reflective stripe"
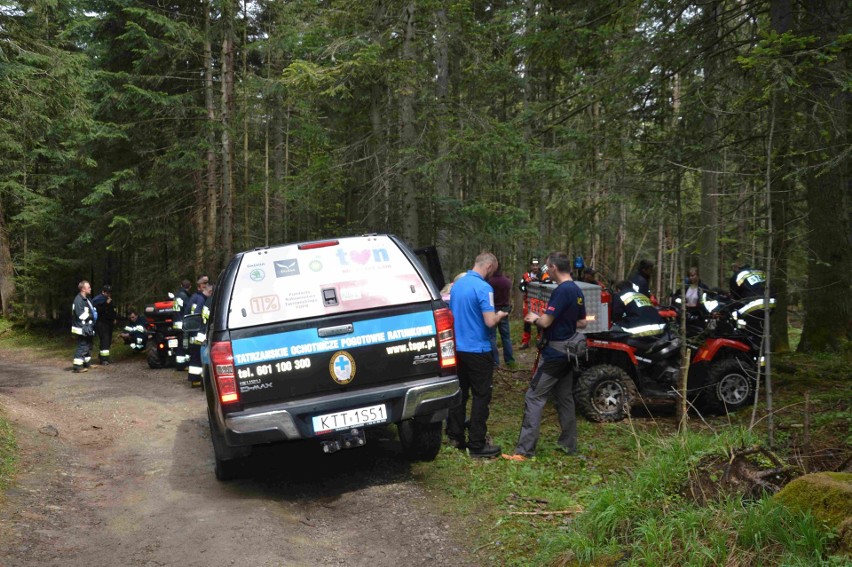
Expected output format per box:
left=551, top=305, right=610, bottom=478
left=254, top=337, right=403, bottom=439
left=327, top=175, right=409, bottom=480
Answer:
left=122, top=316, right=148, bottom=351
left=186, top=290, right=206, bottom=385
left=729, top=267, right=773, bottom=337
left=172, top=287, right=191, bottom=369
left=91, top=291, right=116, bottom=364
left=611, top=290, right=667, bottom=337
left=729, top=267, right=766, bottom=300
left=71, top=293, right=95, bottom=371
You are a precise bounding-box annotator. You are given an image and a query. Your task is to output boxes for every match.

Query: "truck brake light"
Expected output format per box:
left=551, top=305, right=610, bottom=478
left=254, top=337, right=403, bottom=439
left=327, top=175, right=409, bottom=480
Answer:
left=298, top=239, right=339, bottom=250
left=210, top=340, right=240, bottom=404
left=434, top=307, right=456, bottom=368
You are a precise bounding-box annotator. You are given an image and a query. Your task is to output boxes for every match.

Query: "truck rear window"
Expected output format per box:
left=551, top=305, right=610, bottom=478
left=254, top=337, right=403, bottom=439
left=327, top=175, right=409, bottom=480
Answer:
left=227, top=235, right=433, bottom=329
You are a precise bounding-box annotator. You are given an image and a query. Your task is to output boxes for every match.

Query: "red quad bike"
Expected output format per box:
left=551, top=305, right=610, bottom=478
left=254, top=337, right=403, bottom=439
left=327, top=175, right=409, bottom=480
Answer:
left=143, top=297, right=182, bottom=369
left=574, top=294, right=765, bottom=422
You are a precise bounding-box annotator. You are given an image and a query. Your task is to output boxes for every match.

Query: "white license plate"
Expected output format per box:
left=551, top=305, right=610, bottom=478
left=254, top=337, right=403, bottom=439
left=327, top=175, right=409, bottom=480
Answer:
left=312, top=404, right=387, bottom=434
left=168, top=339, right=178, bottom=348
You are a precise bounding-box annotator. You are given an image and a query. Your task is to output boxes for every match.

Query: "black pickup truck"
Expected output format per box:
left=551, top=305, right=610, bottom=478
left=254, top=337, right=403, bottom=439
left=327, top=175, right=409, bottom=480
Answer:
left=191, top=234, right=460, bottom=480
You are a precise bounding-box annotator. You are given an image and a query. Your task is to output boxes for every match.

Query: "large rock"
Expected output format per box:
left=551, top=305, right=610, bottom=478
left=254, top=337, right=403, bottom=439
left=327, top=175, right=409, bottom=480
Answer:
left=774, top=472, right=851, bottom=552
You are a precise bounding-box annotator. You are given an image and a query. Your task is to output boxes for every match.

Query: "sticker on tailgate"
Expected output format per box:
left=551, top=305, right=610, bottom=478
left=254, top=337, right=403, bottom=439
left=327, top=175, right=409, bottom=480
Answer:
left=231, top=311, right=436, bottom=366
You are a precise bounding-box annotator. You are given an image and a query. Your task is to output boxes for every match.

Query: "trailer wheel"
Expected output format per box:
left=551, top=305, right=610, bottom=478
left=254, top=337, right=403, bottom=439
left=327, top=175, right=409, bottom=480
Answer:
left=575, top=365, right=637, bottom=423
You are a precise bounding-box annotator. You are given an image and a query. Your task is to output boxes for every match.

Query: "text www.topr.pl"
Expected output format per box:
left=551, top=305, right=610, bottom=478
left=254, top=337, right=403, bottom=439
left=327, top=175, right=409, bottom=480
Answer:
left=385, top=337, right=436, bottom=355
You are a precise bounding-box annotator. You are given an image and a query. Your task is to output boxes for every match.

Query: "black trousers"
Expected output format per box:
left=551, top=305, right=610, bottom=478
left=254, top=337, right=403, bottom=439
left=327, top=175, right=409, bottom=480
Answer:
left=447, top=351, right=495, bottom=450
left=73, top=335, right=93, bottom=368
left=96, top=322, right=113, bottom=361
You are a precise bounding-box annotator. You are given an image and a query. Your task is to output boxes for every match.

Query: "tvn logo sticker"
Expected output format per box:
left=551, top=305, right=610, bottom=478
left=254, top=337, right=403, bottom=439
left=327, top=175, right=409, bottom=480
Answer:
left=274, top=259, right=300, bottom=278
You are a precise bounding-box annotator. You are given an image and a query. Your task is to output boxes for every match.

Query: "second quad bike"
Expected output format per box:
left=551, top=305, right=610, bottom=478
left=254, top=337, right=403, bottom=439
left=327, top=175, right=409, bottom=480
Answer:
left=573, top=293, right=767, bottom=422
left=143, top=298, right=182, bottom=369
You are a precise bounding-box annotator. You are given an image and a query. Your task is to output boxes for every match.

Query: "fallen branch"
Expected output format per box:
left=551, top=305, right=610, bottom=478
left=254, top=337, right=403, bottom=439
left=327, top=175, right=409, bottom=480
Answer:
left=507, top=508, right=584, bottom=516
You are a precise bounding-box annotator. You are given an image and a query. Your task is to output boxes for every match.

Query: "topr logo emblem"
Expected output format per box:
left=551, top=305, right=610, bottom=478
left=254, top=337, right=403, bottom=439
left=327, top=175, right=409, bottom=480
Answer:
left=329, top=351, right=356, bottom=385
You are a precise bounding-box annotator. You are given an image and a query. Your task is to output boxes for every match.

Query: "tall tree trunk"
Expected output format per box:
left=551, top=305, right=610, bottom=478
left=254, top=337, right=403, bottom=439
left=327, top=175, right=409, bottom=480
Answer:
left=241, top=0, right=249, bottom=250
left=398, top=2, right=419, bottom=245
left=616, top=201, right=626, bottom=281
left=434, top=2, right=451, bottom=266
left=798, top=0, right=851, bottom=351
left=204, top=0, right=218, bottom=272
left=220, top=0, right=236, bottom=264
left=369, top=84, right=387, bottom=229
left=0, top=198, right=14, bottom=316
left=769, top=0, right=793, bottom=352
left=698, top=1, right=720, bottom=288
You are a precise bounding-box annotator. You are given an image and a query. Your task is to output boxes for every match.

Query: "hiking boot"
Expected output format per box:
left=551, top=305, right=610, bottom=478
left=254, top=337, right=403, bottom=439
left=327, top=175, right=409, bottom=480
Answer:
left=502, top=453, right=532, bottom=462
left=468, top=443, right=501, bottom=459
left=72, top=367, right=86, bottom=374
left=519, top=343, right=530, bottom=350
left=446, top=437, right=466, bottom=450
left=100, top=360, right=110, bottom=366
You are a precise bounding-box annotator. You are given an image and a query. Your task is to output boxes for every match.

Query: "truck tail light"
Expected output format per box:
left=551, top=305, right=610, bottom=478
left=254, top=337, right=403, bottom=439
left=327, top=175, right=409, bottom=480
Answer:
left=434, top=307, right=456, bottom=368
left=210, top=340, right=240, bottom=405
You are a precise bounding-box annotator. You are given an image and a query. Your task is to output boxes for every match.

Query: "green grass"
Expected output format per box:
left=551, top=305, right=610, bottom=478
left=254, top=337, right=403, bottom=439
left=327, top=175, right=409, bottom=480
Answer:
left=0, top=413, right=16, bottom=491
left=414, top=341, right=851, bottom=566
left=0, top=317, right=140, bottom=363
left=0, top=318, right=75, bottom=358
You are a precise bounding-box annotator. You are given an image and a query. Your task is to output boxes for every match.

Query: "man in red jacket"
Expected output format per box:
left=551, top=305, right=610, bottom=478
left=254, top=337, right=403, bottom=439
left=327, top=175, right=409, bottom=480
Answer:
left=518, top=258, right=540, bottom=350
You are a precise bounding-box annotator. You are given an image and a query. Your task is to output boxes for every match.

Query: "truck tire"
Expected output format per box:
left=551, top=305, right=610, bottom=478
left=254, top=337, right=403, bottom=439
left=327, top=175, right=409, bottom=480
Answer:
left=147, top=344, right=165, bottom=369
left=575, top=364, right=637, bottom=423
left=698, top=357, right=756, bottom=415
left=398, top=419, right=442, bottom=462
left=207, top=410, right=248, bottom=481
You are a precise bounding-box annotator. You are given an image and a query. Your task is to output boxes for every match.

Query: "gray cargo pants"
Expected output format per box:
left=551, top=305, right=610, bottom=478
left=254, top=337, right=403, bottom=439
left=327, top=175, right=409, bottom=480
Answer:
left=514, top=355, right=576, bottom=457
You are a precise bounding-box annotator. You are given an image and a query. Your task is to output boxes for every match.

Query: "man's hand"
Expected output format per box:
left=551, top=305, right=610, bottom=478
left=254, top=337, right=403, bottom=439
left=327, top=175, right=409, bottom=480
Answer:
left=483, top=309, right=508, bottom=328
left=525, top=312, right=554, bottom=329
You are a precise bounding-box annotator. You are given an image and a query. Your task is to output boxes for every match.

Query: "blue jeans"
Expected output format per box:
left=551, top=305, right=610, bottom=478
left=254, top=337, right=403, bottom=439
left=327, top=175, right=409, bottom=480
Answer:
left=490, top=307, right=514, bottom=365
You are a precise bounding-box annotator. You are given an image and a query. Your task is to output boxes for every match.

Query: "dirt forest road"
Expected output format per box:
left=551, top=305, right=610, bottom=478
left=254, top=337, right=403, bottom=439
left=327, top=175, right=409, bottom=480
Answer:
left=0, top=348, right=475, bottom=567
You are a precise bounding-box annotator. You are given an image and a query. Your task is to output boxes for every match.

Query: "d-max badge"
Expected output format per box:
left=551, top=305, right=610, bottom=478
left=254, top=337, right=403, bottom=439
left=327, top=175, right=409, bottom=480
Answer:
left=329, top=351, right=356, bottom=385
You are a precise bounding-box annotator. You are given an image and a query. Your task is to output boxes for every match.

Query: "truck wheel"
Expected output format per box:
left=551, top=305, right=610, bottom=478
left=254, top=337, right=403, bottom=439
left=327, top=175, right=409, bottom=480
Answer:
left=147, top=345, right=164, bottom=369
left=207, top=410, right=247, bottom=481
left=398, top=419, right=442, bottom=462
left=575, top=365, right=637, bottom=423
left=699, top=357, right=756, bottom=415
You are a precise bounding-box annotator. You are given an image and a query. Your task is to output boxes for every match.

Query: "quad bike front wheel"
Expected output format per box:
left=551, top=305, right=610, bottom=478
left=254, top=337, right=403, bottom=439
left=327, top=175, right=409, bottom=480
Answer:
left=699, top=357, right=756, bottom=415
left=575, top=364, right=638, bottom=423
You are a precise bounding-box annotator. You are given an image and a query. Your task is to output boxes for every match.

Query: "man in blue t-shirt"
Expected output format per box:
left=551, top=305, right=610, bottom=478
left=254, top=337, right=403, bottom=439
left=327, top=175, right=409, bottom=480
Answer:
left=505, top=251, right=587, bottom=461
left=447, top=252, right=508, bottom=458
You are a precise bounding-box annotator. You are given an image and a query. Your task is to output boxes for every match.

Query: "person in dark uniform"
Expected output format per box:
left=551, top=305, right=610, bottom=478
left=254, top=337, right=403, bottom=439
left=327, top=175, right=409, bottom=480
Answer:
left=172, top=279, right=192, bottom=370
left=504, top=252, right=587, bottom=461
left=729, top=262, right=766, bottom=300
left=729, top=261, right=773, bottom=337
left=185, top=277, right=209, bottom=387
left=628, top=259, right=655, bottom=300
left=120, top=309, right=148, bottom=352
left=71, top=280, right=95, bottom=373
left=611, top=280, right=667, bottom=336
left=91, top=284, right=117, bottom=365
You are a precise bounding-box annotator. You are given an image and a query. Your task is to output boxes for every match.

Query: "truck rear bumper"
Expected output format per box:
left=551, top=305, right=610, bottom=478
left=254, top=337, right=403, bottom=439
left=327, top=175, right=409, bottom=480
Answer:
left=221, top=376, right=460, bottom=447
